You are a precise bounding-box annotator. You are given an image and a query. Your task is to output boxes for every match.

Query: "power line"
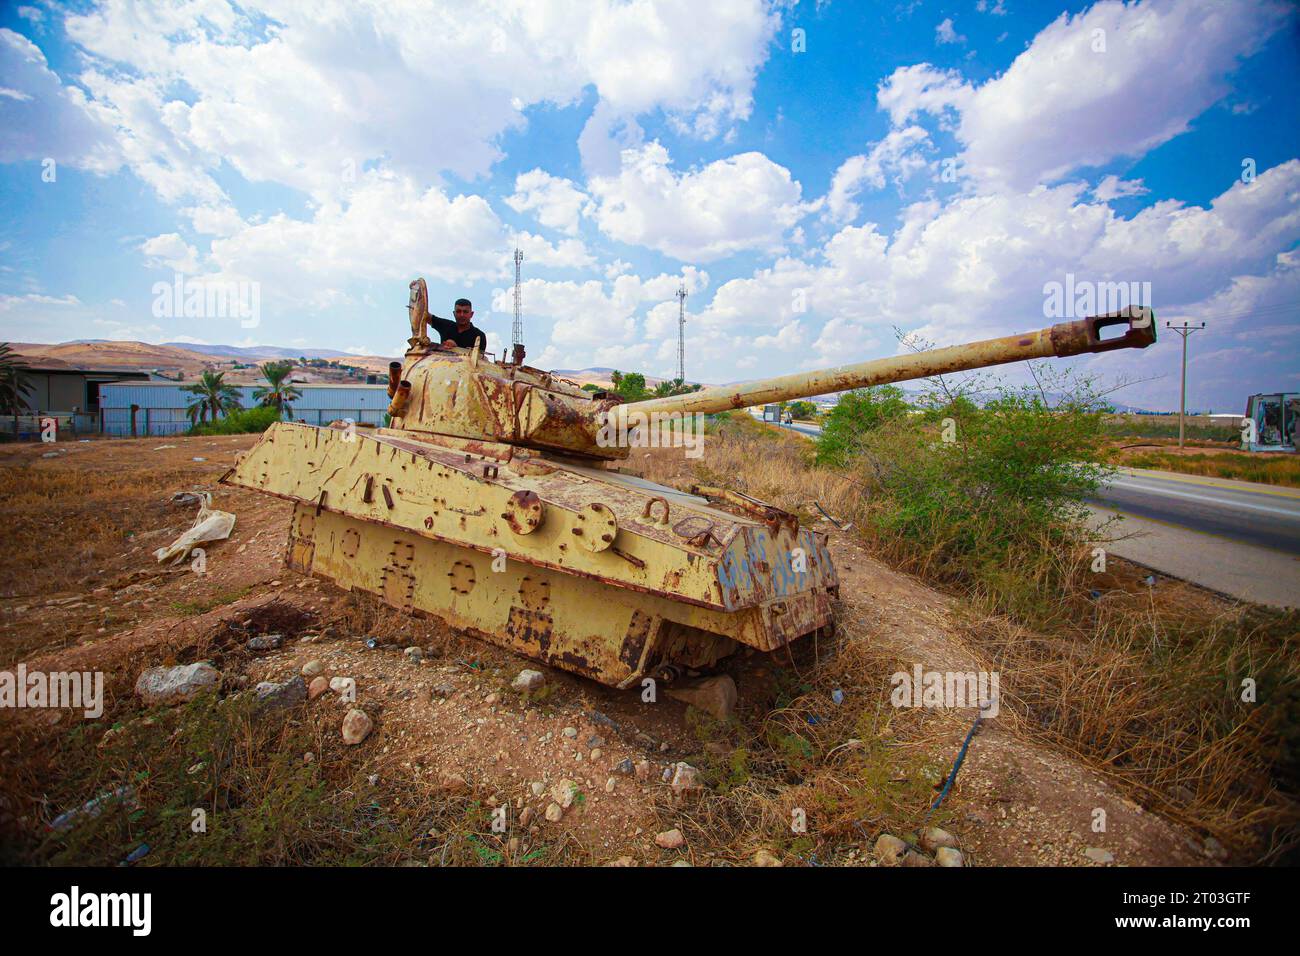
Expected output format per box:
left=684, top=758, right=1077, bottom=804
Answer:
left=1166, top=320, right=1206, bottom=448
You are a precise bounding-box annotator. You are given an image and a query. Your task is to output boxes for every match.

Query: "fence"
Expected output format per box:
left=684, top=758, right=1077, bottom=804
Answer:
left=98, top=383, right=391, bottom=437
left=0, top=413, right=99, bottom=441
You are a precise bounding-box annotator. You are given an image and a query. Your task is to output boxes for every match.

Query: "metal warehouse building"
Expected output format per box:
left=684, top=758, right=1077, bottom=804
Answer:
left=99, top=382, right=390, bottom=436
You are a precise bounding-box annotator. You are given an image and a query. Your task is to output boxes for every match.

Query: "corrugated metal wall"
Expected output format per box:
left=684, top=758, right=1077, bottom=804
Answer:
left=99, top=383, right=389, bottom=436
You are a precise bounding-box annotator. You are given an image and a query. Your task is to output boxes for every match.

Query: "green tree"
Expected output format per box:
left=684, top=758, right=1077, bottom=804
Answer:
left=0, top=343, right=34, bottom=416
left=788, top=400, right=817, bottom=420
left=613, top=371, right=649, bottom=402
left=252, top=360, right=302, bottom=417
left=183, top=370, right=243, bottom=425
left=814, top=385, right=911, bottom=466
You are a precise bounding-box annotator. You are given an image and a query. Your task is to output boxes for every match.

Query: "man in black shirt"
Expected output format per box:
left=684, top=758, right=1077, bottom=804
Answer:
left=428, top=298, right=487, bottom=351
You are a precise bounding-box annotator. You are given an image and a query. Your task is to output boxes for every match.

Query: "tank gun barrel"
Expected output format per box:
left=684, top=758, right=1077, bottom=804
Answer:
left=613, top=308, right=1154, bottom=427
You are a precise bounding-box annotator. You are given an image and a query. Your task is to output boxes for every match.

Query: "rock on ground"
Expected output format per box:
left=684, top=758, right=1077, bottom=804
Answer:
left=551, top=778, right=579, bottom=809
left=512, top=669, right=546, bottom=691
left=341, top=708, right=373, bottom=745
left=254, top=675, right=307, bottom=710
left=665, top=674, right=737, bottom=721
left=920, top=826, right=959, bottom=852
left=135, top=662, right=220, bottom=705
left=655, top=828, right=686, bottom=849
left=874, top=833, right=908, bottom=866
left=669, top=762, right=701, bottom=798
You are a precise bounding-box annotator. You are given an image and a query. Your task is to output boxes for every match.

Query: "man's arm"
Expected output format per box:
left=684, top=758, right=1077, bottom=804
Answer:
left=427, top=316, right=458, bottom=350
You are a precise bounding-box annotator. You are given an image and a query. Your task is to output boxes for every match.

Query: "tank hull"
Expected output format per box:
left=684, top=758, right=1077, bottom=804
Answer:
left=224, top=421, right=837, bottom=686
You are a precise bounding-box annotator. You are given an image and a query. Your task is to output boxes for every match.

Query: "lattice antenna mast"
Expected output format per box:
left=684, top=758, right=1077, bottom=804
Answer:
left=676, top=282, right=687, bottom=383
left=512, top=248, right=524, bottom=360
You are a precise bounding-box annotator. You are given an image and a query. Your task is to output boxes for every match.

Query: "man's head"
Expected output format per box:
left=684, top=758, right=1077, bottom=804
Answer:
left=453, top=298, right=473, bottom=330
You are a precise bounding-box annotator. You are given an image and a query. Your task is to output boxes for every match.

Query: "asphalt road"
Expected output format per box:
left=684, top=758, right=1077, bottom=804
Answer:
left=761, top=413, right=1299, bottom=606
left=1091, top=468, right=1300, bottom=557
left=1089, top=469, right=1300, bottom=607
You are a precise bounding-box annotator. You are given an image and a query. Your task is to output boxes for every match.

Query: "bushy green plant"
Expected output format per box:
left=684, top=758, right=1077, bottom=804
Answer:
left=814, top=385, right=911, bottom=467
left=188, top=404, right=282, bottom=435
left=839, top=375, right=1113, bottom=615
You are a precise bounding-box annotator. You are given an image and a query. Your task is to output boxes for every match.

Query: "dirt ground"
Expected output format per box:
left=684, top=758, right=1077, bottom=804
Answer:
left=0, top=434, right=1216, bottom=865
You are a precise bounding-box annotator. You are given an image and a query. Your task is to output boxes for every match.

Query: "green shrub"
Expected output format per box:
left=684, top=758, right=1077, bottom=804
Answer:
left=188, top=405, right=282, bottom=435
left=845, top=384, right=1111, bottom=615
left=814, top=386, right=911, bottom=467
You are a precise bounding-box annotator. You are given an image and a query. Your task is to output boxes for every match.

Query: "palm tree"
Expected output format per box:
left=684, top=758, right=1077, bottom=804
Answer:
left=652, top=377, right=698, bottom=398
left=183, top=370, right=243, bottom=425
left=252, top=360, right=302, bottom=418
left=0, top=343, right=34, bottom=417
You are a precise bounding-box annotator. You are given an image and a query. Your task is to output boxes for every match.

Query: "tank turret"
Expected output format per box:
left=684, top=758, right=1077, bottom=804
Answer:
left=387, top=277, right=1154, bottom=460
left=221, top=279, right=1154, bottom=687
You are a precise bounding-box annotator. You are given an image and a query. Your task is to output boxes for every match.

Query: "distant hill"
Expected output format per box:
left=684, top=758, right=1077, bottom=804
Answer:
left=163, top=343, right=358, bottom=360
left=8, top=340, right=396, bottom=385
left=10, top=340, right=743, bottom=392
left=11, top=340, right=219, bottom=371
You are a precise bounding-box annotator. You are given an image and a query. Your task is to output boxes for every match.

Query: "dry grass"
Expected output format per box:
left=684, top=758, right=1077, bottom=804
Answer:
left=0, top=448, right=230, bottom=599
left=1117, top=450, right=1300, bottom=488
left=954, top=577, right=1300, bottom=860
left=628, top=416, right=1300, bottom=862
left=645, top=619, right=957, bottom=865
left=0, top=594, right=597, bottom=866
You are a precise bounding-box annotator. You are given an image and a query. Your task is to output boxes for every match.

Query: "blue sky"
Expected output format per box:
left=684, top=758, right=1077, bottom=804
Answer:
left=1, top=0, right=1298, bottom=412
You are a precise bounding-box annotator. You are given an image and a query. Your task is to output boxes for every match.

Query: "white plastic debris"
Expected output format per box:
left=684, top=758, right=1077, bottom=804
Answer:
left=153, top=491, right=235, bottom=564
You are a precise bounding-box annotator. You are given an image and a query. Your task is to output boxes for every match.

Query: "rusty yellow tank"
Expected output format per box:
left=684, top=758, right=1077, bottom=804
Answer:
left=222, top=279, right=1155, bottom=687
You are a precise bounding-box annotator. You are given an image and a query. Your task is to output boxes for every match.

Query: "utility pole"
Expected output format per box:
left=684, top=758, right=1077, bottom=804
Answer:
left=512, top=247, right=524, bottom=365
left=676, top=283, right=687, bottom=384
left=1166, top=320, right=1205, bottom=448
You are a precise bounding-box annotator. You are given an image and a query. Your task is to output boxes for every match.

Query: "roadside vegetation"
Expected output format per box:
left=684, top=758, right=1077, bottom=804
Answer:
left=1117, top=449, right=1300, bottom=488
left=1099, top=412, right=1300, bottom=487
left=668, top=369, right=1299, bottom=863
left=1102, top=414, right=1241, bottom=444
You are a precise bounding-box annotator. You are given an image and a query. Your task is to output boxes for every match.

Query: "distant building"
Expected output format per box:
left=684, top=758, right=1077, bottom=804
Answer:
left=98, top=382, right=390, bottom=437
left=4, top=364, right=151, bottom=438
